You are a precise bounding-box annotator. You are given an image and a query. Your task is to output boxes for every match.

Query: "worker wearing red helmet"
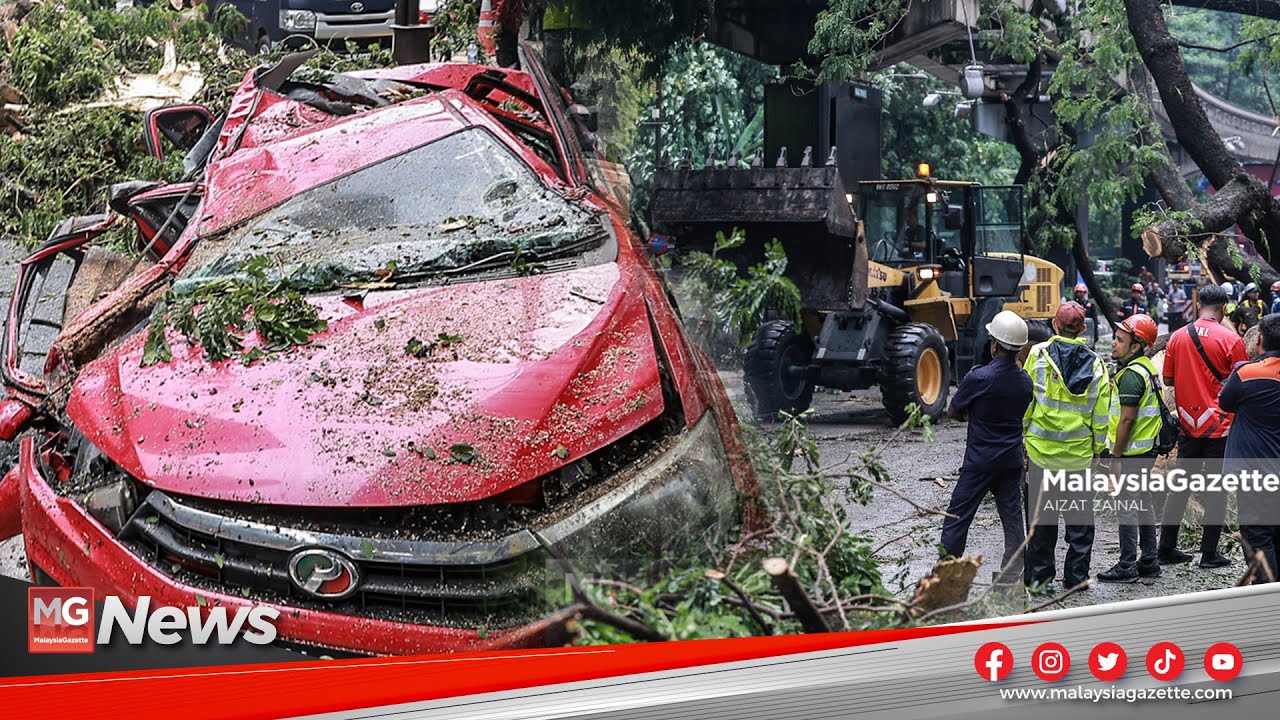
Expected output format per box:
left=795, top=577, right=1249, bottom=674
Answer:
left=1073, top=282, right=1099, bottom=342
left=1098, top=314, right=1163, bottom=583
left=1116, top=283, right=1148, bottom=322
left=1271, top=280, right=1280, bottom=316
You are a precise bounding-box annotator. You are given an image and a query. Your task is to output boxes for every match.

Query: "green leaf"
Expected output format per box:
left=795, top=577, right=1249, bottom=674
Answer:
left=405, top=337, right=433, bottom=358
left=552, top=445, right=570, bottom=460
left=360, top=538, right=375, bottom=560
left=449, top=442, right=478, bottom=464
left=214, top=553, right=226, bottom=569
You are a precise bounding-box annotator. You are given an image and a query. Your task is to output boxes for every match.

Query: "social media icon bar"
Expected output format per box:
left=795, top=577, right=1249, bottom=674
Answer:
left=1204, top=642, right=1243, bottom=682
left=1032, top=642, right=1071, bottom=682
left=975, top=642, right=1014, bottom=682
left=1089, top=642, right=1127, bottom=682
left=1146, top=642, right=1185, bottom=682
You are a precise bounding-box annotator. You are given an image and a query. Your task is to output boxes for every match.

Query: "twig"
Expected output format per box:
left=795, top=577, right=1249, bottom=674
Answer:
left=831, top=472, right=959, bottom=519
left=1028, top=579, right=1094, bottom=613
left=532, top=531, right=667, bottom=643
left=1176, top=32, right=1280, bottom=54
left=706, top=569, right=772, bottom=635
left=872, top=527, right=920, bottom=556
left=763, top=557, right=829, bottom=633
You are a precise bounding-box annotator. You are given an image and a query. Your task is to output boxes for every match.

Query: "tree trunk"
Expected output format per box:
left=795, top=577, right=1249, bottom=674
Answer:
left=1126, top=0, right=1280, bottom=287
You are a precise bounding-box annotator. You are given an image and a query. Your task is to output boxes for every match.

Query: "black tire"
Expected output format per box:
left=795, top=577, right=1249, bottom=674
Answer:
left=256, top=33, right=272, bottom=56
left=1026, top=319, right=1053, bottom=345
left=743, top=321, right=815, bottom=420
left=880, top=322, right=952, bottom=424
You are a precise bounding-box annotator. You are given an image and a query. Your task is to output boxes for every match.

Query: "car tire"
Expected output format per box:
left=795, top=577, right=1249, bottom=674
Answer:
left=880, top=322, right=951, bottom=424
left=743, top=321, right=814, bottom=421
left=256, top=33, right=272, bottom=56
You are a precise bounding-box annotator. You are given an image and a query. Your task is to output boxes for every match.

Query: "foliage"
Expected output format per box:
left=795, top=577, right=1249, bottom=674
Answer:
left=429, top=0, right=483, bottom=63
left=142, top=257, right=329, bottom=366
left=872, top=67, right=1017, bottom=184
left=0, top=1, right=397, bottom=247
left=673, top=228, right=803, bottom=349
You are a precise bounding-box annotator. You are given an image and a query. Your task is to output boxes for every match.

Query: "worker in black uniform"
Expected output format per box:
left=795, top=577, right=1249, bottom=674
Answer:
left=1116, top=283, right=1148, bottom=321
left=940, top=310, right=1034, bottom=585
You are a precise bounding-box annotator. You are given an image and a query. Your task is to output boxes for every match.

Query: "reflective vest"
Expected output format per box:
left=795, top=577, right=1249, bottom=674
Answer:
left=1023, top=336, right=1112, bottom=470
left=544, top=0, right=592, bottom=30
left=1107, top=355, right=1162, bottom=456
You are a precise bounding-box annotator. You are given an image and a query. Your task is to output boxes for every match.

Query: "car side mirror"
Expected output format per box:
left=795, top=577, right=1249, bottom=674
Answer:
left=143, top=104, right=214, bottom=161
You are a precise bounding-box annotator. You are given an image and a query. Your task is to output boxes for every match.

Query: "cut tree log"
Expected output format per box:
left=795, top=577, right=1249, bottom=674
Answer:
left=911, top=555, right=980, bottom=615
left=763, top=557, right=829, bottom=633
left=1126, top=0, right=1280, bottom=281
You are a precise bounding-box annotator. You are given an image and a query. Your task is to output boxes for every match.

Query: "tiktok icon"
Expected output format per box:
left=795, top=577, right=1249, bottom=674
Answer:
left=1146, top=642, right=1185, bottom=682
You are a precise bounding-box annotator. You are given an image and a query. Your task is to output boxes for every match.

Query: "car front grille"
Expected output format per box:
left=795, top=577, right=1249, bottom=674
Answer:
left=118, top=491, right=550, bottom=628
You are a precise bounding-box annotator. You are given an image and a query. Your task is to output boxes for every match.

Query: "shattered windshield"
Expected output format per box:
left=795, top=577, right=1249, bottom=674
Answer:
left=181, top=128, right=608, bottom=287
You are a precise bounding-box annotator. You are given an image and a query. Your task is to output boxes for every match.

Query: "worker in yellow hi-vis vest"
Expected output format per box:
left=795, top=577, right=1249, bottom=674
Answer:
left=541, top=0, right=593, bottom=85
left=1022, top=301, right=1112, bottom=594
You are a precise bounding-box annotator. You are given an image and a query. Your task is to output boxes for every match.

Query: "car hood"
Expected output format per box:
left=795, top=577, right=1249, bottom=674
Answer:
left=66, top=264, right=669, bottom=507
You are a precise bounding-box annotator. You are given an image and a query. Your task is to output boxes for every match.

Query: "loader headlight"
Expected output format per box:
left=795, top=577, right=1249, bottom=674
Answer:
left=918, top=267, right=939, bottom=281
left=280, top=9, right=317, bottom=32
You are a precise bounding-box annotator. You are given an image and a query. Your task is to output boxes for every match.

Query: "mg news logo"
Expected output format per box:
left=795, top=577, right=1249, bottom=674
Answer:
left=28, top=587, right=279, bottom=654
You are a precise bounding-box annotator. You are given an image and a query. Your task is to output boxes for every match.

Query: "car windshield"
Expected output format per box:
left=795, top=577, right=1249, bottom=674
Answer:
left=179, top=128, right=606, bottom=287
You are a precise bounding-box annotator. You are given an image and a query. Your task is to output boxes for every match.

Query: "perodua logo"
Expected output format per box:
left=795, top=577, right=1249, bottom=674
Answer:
left=350, top=2, right=364, bottom=12
left=289, top=548, right=361, bottom=599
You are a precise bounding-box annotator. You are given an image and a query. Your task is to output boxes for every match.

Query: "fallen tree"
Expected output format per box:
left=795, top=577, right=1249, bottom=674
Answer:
left=1126, top=0, right=1280, bottom=288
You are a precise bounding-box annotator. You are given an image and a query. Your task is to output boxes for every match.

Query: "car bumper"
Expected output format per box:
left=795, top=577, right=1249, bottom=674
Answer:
left=16, top=413, right=738, bottom=655
left=313, top=11, right=395, bottom=41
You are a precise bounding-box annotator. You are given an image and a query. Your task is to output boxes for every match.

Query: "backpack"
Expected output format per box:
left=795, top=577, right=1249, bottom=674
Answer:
left=1128, top=363, right=1178, bottom=456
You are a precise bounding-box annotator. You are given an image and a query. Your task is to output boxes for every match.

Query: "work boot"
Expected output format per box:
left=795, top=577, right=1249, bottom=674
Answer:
left=1097, top=564, right=1139, bottom=583
left=1137, top=560, right=1163, bottom=578
left=1199, top=552, right=1232, bottom=569
left=1158, top=547, right=1194, bottom=565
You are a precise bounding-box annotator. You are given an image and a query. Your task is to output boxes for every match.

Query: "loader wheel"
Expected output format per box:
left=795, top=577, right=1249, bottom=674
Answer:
left=744, top=321, right=815, bottom=420
left=880, top=323, right=951, bottom=424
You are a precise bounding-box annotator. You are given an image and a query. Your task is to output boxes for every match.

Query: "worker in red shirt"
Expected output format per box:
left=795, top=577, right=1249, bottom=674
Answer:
left=1159, top=283, right=1247, bottom=568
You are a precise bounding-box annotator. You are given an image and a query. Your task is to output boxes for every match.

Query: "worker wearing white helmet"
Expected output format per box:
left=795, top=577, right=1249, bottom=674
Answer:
left=1232, top=281, right=1267, bottom=331
left=940, top=310, right=1034, bottom=585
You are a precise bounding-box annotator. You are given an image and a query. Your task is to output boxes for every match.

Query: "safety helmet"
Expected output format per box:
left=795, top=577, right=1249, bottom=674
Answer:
left=985, top=310, right=1030, bottom=350
left=1245, top=282, right=1259, bottom=294
left=1074, top=283, right=1088, bottom=294
left=1272, top=280, right=1280, bottom=293
left=1222, top=281, right=1237, bottom=299
left=1131, top=283, right=1144, bottom=293
left=1117, top=313, right=1158, bottom=347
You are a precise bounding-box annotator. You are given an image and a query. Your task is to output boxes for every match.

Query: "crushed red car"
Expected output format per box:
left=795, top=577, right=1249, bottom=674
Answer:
left=0, top=49, right=754, bottom=655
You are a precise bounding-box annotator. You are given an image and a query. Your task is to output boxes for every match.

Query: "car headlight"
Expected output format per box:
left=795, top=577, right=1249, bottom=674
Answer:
left=83, top=479, right=138, bottom=535
left=280, top=9, right=317, bottom=32
left=63, top=433, right=140, bottom=535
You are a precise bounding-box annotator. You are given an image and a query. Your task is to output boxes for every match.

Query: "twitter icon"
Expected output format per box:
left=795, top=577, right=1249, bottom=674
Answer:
left=1091, top=642, right=1128, bottom=681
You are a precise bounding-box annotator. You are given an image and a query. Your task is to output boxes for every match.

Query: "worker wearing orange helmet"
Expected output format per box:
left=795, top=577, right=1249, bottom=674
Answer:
left=1073, top=282, right=1099, bottom=342
left=1116, top=283, right=1148, bottom=322
left=1098, top=314, right=1164, bottom=583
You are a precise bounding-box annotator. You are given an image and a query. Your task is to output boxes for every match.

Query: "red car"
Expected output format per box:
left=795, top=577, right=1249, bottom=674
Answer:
left=0, top=51, right=753, bottom=655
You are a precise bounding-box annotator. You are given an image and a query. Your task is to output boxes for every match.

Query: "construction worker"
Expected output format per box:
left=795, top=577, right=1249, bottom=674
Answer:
left=1116, top=283, right=1147, bottom=321
left=1159, top=283, right=1245, bottom=569
left=1023, top=302, right=1112, bottom=592
left=1232, top=282, right=1266, bottom=331
left=1073, top=283, right=1099, bottom=342
left=940, top=311, right=1033, bottom=584
left=1097, top=314, right=1163, bottom=583
left=542, top=0, right=592, bottom=85
left=1270, top=280, right=1280, bottom=315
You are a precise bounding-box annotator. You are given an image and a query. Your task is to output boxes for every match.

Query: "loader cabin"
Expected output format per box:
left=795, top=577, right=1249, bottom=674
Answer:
left=859, top=175, right=1029, bottom=304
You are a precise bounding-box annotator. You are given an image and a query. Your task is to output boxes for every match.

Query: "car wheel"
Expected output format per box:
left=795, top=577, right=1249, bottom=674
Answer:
left=880, top=322, right=951, bottom=424
left=256, top=34, right=272, bottom=56
left=743, top=320, right=814, bottom=421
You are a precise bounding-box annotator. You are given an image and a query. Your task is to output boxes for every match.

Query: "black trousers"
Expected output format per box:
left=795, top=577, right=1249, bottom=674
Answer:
left=940, top=466, right=1026, bottom=577
left=1024, top=463, right=1095, bottom=589
left=1159, top=435, right=1228, bottom=555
